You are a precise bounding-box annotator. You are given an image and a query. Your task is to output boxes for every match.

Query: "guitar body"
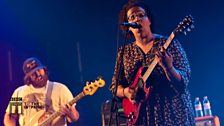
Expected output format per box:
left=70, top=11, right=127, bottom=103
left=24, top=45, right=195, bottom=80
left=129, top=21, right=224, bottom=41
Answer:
left=122, top=66, right=152, bottom=125
left=24, top=110, right=60, bottom=126
left=24, top=110, right=51, bottom=126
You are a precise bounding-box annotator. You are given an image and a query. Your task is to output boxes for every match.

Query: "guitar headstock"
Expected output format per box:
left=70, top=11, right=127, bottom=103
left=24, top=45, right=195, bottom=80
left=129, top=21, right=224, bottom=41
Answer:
left=83, top=77, right=105, bottom=96
left=174, top=15, right=194, bottom=35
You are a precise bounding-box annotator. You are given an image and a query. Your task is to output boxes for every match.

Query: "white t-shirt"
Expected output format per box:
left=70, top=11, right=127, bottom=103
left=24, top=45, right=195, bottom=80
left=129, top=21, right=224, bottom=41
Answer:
left=6, top=80, right=74, bottom=126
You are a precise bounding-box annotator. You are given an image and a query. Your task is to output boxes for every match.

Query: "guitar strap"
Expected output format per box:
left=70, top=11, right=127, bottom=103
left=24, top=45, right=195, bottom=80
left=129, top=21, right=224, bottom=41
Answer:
left=45, top=81, right=54, bottom=112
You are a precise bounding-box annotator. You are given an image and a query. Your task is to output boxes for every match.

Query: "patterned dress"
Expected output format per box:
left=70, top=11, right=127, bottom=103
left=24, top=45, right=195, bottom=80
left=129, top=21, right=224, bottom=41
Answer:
left=110, top=34, right=195, bottom=126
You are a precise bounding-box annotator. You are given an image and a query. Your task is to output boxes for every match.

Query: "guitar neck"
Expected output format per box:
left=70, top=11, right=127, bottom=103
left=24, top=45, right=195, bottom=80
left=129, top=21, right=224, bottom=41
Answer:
left=163, top=32, right=175, bottom=50
left=39, top=92, right=85, bottom=126
left=142, top=32, right=175, bottom=82
left=68, top=92, right=85, bottom=106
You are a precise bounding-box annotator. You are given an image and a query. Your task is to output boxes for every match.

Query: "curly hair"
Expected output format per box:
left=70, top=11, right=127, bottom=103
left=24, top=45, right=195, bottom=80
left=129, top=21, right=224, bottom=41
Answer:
left=118, top=0, right=154, bottom=38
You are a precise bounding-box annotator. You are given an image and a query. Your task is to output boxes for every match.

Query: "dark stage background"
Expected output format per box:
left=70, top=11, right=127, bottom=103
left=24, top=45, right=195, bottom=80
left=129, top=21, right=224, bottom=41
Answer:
left=0, top=0, right=223, bottom=125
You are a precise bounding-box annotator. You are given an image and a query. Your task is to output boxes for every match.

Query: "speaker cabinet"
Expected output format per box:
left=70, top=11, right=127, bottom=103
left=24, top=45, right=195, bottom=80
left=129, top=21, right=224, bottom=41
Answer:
left=195, top=116, right=220, bottom=126
left=101, top=100, right=127, bottom=126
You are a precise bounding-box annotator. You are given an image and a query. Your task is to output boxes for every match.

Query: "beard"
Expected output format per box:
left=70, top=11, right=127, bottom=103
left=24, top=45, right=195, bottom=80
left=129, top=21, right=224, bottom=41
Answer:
left=31, top=75, right=48, bottom=88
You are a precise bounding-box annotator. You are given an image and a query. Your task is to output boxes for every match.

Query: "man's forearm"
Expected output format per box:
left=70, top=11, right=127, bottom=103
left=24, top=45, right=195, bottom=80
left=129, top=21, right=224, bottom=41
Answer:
left=4, top=113, right=17, bottom=126
left=66, top=107, right=79, bottom=123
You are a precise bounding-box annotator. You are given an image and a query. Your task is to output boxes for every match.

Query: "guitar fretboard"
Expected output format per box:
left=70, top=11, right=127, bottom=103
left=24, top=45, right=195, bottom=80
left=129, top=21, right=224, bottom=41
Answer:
left=142, top=32, right=175, bottom=82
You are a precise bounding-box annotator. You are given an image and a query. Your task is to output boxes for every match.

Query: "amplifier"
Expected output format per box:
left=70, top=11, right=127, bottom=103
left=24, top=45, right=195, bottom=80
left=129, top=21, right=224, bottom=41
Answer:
left=195, top=116, right=220, bottom=126
left=101, top=100, right=127, bottom=126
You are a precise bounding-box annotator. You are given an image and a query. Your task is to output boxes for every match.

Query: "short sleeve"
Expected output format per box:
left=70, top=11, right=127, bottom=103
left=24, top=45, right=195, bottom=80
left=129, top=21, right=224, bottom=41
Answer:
left=169, top=39, right=191, bottom=89
left=59, top=84, right=75, bottom=107
left=109, top=47, right=128, bottom=93
left=5, top=87, right=23, bottom=114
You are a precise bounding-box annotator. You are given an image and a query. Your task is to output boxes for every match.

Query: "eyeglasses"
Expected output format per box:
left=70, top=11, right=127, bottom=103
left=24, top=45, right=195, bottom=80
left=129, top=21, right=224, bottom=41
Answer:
left=127, top=11, right=147, bottom=22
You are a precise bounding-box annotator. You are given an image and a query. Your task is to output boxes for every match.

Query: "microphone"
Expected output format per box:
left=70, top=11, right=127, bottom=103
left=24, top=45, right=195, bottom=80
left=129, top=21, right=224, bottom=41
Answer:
left=120, top=22, right=142, bottom=29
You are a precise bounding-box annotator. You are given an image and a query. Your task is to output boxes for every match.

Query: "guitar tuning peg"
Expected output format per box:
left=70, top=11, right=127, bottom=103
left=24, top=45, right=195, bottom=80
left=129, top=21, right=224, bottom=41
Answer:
left=97, top=75, right=103, bottom=80
left=187, top=28, right=191, bottom=32
left=86, top=81, right=89, bottom=85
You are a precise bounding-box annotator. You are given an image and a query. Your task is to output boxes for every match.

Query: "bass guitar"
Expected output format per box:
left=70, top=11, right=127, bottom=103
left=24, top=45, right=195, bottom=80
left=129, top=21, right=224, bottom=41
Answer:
left=24, top=77, right=105, bottom=126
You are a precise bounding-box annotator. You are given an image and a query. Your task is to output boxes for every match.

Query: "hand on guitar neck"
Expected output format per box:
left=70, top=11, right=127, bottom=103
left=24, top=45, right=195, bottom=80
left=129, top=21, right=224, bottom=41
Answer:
left=59, top=104, right=79, bottom=123
left=156, top=47, right=174, bottom=81
left=156, top=46, right=182, bottom=82
left=156, top=46, right=173, bottom=71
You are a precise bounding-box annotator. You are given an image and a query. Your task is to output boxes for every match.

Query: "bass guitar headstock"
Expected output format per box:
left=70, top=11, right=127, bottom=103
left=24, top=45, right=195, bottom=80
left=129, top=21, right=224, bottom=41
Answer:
left=83, top=76, right=105, bottom=96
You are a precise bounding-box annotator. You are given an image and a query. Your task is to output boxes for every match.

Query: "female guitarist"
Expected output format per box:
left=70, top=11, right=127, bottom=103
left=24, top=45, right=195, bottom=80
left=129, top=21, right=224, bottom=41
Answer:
left=110, top=0, right=195, bottom=125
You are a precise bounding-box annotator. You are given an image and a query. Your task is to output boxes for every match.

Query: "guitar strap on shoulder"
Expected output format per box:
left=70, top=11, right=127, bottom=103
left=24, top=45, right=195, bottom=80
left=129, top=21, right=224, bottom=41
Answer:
left=45, top=81, right=54, bottom=112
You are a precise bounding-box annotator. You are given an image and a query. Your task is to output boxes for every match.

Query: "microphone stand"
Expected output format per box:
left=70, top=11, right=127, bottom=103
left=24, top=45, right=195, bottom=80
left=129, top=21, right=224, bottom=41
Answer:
left=108, top=28, right=129, bottom=126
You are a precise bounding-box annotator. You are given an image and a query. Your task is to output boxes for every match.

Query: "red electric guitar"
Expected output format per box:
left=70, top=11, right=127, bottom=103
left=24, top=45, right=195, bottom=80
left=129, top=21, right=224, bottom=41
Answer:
left=122, top=15, right=194, bottom=125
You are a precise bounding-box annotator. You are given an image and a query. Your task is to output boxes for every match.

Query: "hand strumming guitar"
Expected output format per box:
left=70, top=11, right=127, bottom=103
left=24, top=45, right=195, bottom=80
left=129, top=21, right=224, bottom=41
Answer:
left=123, top=87, right=136, bottom=104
